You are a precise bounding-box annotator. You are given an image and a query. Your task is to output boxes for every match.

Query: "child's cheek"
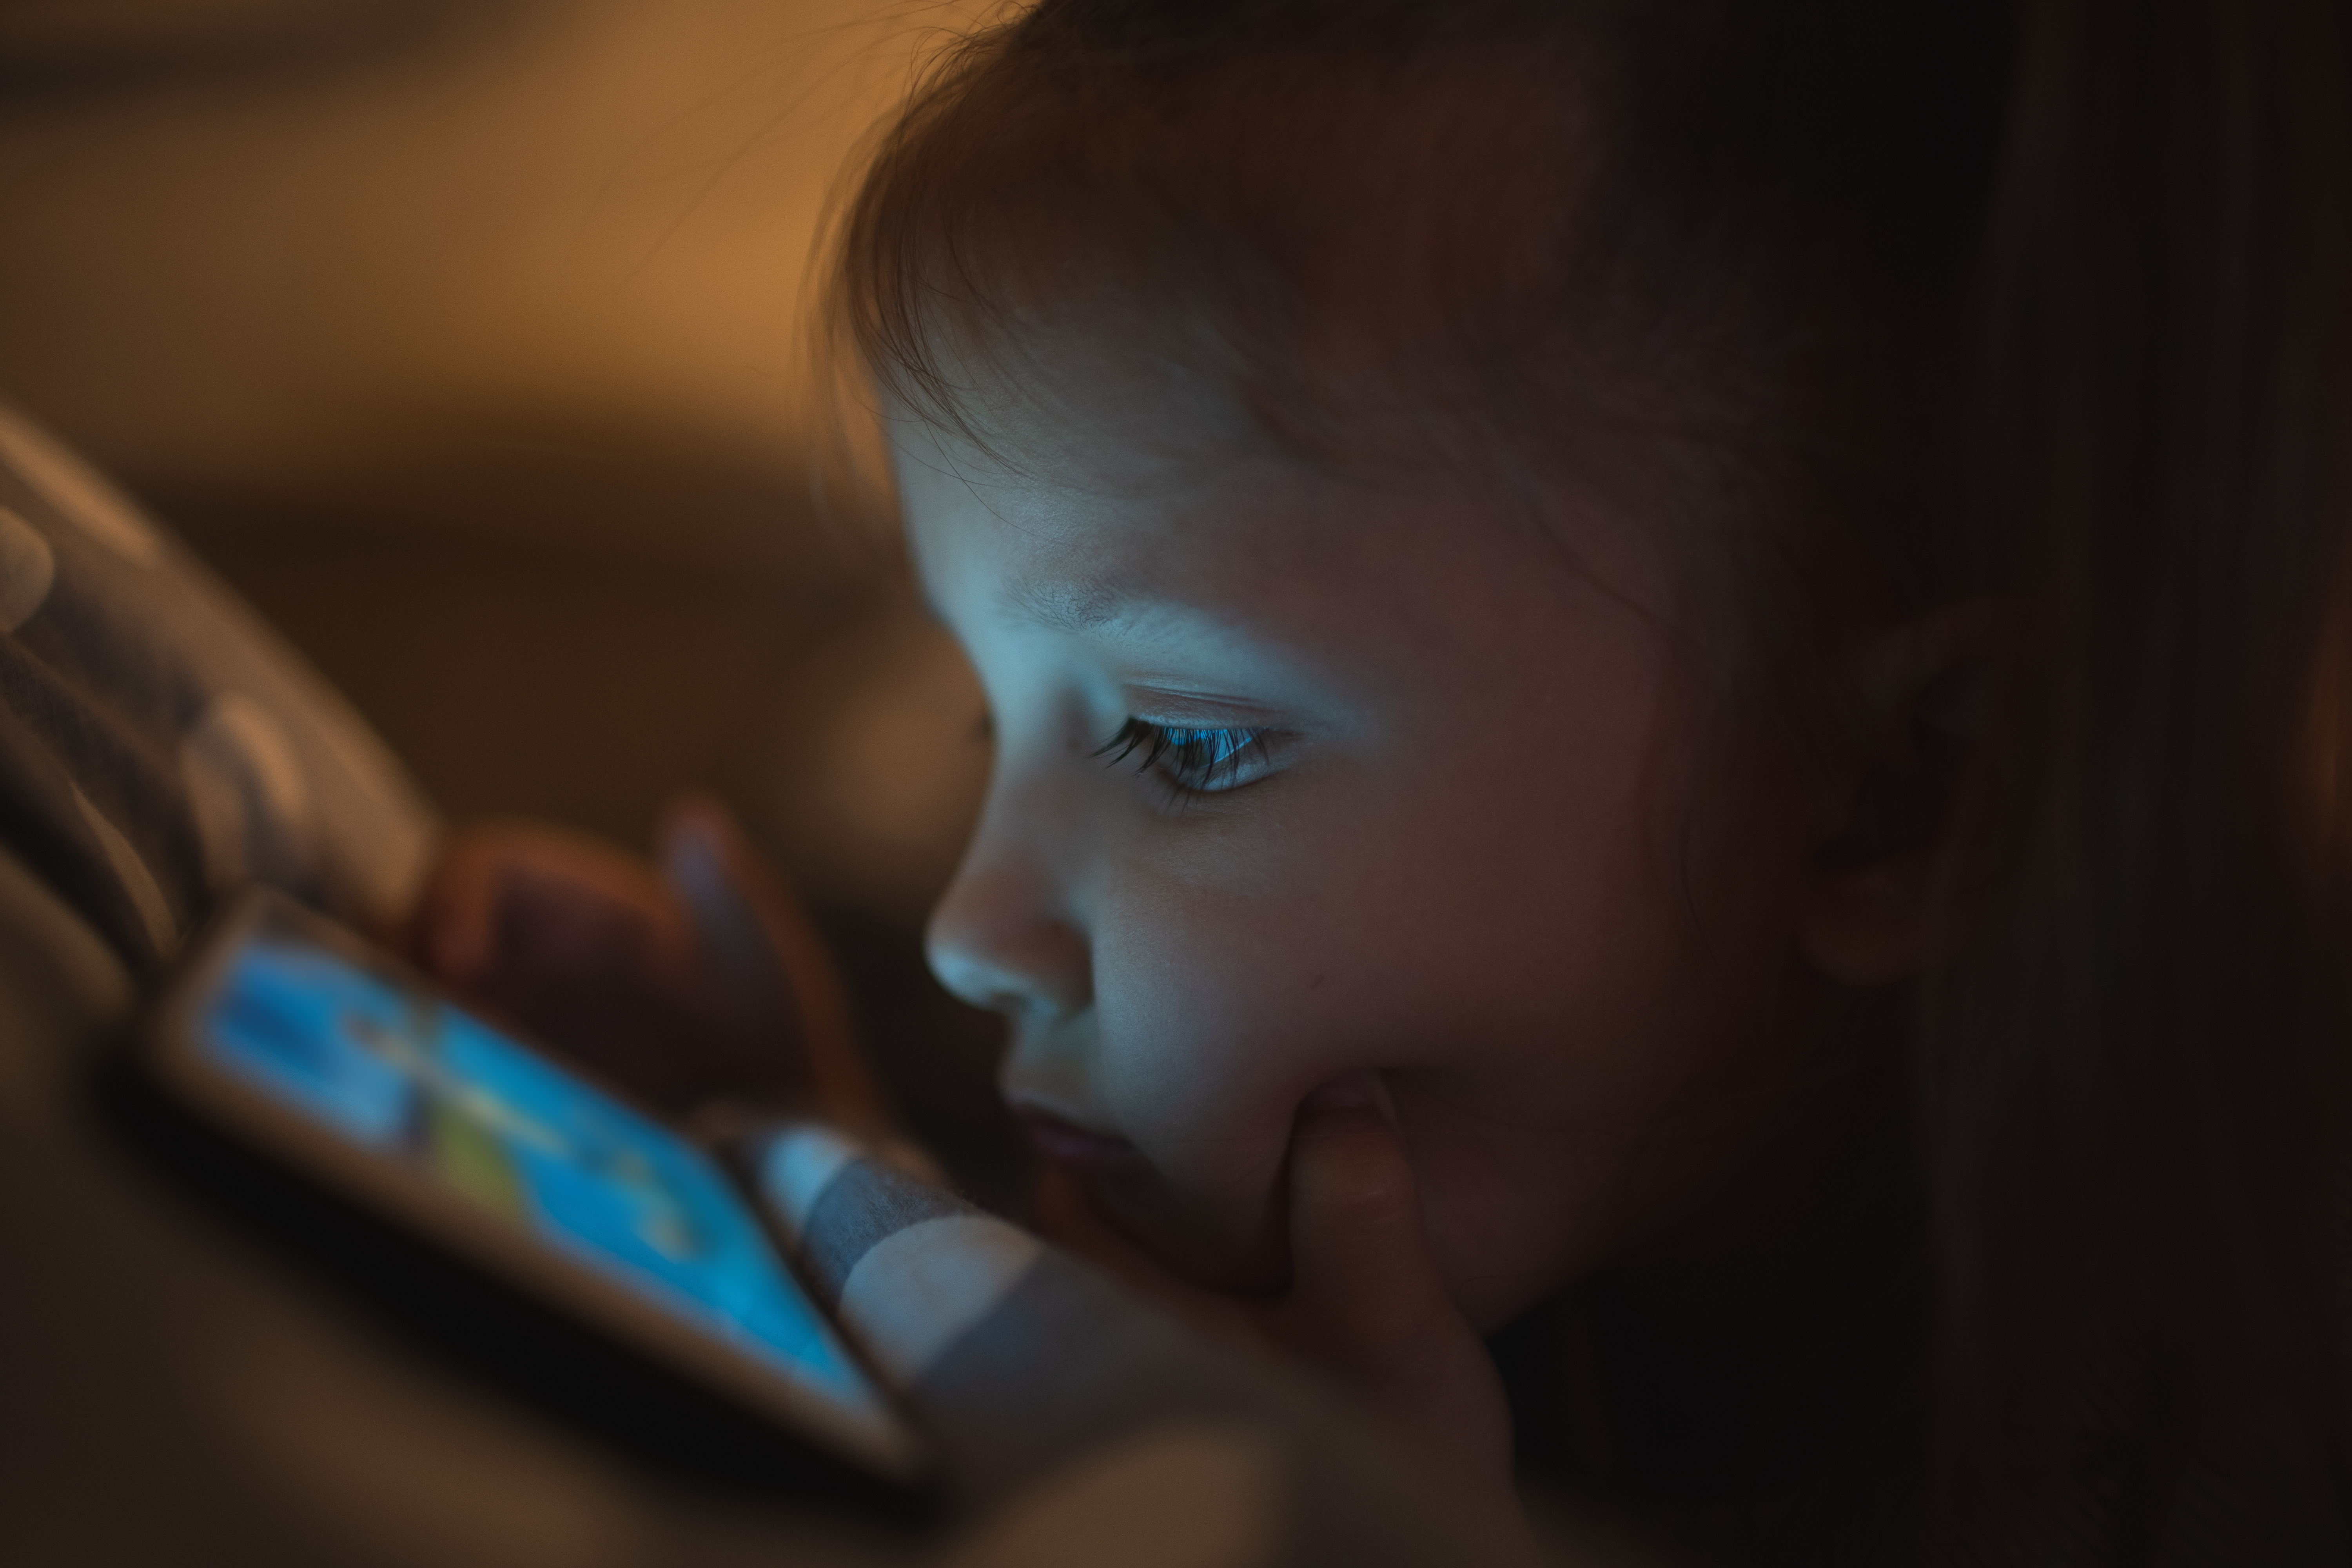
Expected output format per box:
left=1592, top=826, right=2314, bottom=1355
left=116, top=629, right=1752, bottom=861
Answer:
left=1090, top=893, right=1342, bottom=1176
left=1107, top=794, right=1387, bottom=1089
left=1081, top=856, right=1393, bottom=1285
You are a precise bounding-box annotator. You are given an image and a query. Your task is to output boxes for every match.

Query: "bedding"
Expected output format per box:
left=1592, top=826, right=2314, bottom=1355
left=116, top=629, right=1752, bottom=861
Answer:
left=0, top=405, right=436, bottom=971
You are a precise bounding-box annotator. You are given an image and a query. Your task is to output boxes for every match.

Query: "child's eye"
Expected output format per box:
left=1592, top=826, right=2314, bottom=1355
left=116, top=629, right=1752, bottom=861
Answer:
left=1094, top=718, right=1276, bottom=796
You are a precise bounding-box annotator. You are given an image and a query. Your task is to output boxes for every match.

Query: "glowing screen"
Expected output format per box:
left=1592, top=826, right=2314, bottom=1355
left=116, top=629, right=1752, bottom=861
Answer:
left=196, top=930, right=887, bottom=1427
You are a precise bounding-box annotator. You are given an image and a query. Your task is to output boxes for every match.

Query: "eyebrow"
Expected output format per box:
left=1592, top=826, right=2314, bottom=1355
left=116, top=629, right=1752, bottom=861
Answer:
left=996, top=572, right=1142, bottom=634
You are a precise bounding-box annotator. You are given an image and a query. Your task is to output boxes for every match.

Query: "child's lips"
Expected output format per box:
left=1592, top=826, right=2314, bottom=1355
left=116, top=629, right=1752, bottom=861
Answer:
left=1013, top=1106, right=1144, bottom=1173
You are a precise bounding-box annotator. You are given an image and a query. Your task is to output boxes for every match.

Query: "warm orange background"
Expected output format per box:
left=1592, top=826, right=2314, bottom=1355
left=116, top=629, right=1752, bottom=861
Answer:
left=0, top=0, right=1014, bottom=1194
left=0, top=0, right=991, bottom=930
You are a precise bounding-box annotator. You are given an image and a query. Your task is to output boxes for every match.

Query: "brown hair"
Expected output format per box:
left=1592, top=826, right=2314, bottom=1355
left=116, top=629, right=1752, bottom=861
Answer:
left=831, top=0, right=2352, bottom=1557
left=831, top=1, right=1996, bottom=732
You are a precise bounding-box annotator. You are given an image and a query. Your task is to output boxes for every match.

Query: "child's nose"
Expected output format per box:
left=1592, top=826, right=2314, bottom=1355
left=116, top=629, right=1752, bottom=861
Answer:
left=924, top=829, right=1091, bottom=1022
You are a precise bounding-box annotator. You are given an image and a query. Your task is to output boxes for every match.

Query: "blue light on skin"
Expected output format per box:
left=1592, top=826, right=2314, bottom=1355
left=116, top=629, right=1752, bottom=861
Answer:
left=892, top=327, right=1865, bottom=1332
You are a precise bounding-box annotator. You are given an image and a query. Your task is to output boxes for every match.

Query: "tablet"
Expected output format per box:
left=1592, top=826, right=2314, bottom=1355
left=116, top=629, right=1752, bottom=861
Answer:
left=134, top=888, right=926, bottom=1486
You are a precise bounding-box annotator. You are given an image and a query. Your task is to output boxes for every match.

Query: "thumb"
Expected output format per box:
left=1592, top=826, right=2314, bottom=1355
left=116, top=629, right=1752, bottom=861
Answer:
left=658, top=798, right=789, bottom=1031
left=1280, top=1079, right=1514, bottom=1488
left=407, top=825, right=506, bottom=984
left=409, top=819, right=658, bottom=986
left=655, top=794, right=889, bottom=1126
left=1285, top=1082, right=1437, bottom=1348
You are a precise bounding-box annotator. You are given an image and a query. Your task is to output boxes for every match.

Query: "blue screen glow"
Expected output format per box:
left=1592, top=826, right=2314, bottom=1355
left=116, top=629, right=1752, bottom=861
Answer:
left=199, top=934, right=884, bottom=1421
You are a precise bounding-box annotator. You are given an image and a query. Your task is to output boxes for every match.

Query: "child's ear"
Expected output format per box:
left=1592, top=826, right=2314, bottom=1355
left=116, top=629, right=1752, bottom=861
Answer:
left=1797, top=597, right=2007, bottom=988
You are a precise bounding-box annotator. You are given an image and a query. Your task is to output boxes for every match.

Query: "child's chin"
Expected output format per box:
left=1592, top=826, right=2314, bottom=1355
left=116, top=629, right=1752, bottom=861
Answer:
left=1091, top=1166, right=1293, bottom=1296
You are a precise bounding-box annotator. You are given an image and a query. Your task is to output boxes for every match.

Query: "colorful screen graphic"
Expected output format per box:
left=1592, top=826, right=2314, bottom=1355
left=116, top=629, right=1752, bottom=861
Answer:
left=197, top=931, right=887, bottom=1429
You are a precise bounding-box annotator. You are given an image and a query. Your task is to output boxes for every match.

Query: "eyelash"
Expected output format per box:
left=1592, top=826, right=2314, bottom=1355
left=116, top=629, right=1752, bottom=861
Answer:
left=1094, top=718, right=1273, bottom=797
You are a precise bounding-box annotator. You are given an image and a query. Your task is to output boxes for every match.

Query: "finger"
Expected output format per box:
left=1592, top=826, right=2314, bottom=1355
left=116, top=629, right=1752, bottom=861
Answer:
left=1284, top=1094, right=1453, bottom=1354
left=412, top=820, right=633, bottom=983
left=657, top=795, right=891, bottom=1125
left=425, top=821, right=675, bottom=975
left=1281, top=1088, right=1515, bottom=1486
left=407, top=825, right=503, bottom=983
left=657, top=799, right=790, bottom=1031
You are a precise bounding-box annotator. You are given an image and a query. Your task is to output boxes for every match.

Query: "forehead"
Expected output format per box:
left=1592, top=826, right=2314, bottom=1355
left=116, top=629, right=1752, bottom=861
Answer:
left=896, top=403, right=1331, bottom=613
left=891, top=353, right=1679, bottom=675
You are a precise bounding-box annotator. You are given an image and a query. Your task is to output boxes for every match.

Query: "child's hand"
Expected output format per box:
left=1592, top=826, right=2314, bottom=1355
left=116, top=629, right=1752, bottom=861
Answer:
left=403, top=796, right=890, bottom=1127
left=1035, top=1083, right=1515, bottom=1496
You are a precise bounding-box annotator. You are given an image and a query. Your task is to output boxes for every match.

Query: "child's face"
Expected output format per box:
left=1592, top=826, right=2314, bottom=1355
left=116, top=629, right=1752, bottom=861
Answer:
left=900, top=352, right=1840, bottom=1329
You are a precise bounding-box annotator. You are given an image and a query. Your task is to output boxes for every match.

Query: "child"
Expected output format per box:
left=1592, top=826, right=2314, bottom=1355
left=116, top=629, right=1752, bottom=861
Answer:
left=417, top=0, right=2352, bottom=1559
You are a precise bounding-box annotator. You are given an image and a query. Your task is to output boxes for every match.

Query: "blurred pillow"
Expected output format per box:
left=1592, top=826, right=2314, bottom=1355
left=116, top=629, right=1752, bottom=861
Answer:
left=0, top=405, right=437, bottom=972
